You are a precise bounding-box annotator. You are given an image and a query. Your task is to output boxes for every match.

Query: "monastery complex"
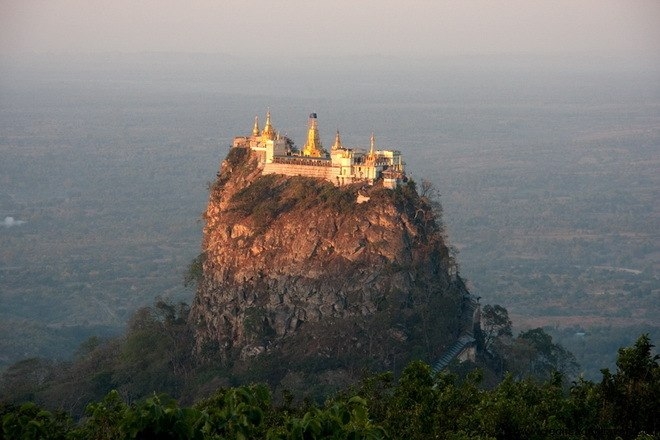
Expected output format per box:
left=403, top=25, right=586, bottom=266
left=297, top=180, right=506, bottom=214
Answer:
left=232, top=112, right=407, bottom=188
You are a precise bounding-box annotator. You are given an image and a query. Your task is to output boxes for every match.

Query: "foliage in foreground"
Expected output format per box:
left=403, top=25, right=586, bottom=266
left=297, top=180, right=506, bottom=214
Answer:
left=1, top=335, right=657, bottom=440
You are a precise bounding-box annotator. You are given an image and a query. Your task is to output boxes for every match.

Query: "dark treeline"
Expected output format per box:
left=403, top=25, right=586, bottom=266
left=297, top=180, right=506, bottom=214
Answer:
left=0, top=334, right=658, bottom=439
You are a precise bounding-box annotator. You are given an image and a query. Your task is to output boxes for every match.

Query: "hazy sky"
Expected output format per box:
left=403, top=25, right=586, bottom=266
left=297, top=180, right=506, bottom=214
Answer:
left=1, top=0, right=659, bottom=60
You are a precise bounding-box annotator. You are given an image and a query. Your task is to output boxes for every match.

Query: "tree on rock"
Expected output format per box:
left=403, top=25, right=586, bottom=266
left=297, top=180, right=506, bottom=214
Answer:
left=480, top=304, right=512, bottom=351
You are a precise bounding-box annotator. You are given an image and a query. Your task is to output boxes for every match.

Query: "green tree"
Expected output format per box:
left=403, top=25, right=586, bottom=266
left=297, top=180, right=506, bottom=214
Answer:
left=433, top=369, right=484, bottom=437
left=194, top=385, right=271, bottom=439
left=119, top=393, right=202, bottom=440
left=73, top=390, right=127, bottom=440
left=1, top=402, right=72, bottom=440
left=184, top=253, right=206, bottom=288
left=599, top=334, right=659, bottom=438
left=480, top=305, right=512, bottom=351
left=268, top=396, right=386, bottom=440
left=470, top=374, right=571, bottom=440
left=518, top=328, right=579, bottom=380
left=113, top=301, right=193, bottom=400
left=385, top=361, right=437, bottom=439
left=0, top=358, right=54, bottom=404
left=566, top=377, right=601, bottom=438
left=350, top=372, right=394, bottom=429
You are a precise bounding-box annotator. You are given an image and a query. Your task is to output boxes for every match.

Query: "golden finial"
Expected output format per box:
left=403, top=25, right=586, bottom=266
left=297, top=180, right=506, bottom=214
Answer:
left=302, top=112, right=324, bottom=157
left=332, top=130, right=342, bottom=150
left=262, top=110, right=275, bottom=139
left=369, top=132, right=375, bottom=158
left=252, top=116, right=260, bottom=136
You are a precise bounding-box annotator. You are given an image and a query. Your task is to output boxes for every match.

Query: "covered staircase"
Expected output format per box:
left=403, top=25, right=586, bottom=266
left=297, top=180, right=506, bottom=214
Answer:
left=432, top=334, right=476, bottom=373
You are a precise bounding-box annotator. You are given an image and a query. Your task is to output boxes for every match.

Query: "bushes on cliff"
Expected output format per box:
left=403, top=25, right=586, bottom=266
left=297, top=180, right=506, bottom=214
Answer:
left=224, top=146, right=250, bottom=170
left=184, top=253, right=206, bottom=287
left=227, top=169, right=446, bottom=237
left=276, top=176, right=356, bottom=213
left=230, top=174, right=359, bottom=226
left=230, top=174, right=282, bottom=218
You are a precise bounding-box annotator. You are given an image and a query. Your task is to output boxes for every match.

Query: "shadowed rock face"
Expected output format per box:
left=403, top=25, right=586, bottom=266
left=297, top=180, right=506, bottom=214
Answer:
left=190, top=146, right=466, bottom=372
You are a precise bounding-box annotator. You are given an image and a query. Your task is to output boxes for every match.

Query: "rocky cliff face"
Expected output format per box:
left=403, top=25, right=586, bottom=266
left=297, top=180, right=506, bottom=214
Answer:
left=189, top=147, right=469, bottom=376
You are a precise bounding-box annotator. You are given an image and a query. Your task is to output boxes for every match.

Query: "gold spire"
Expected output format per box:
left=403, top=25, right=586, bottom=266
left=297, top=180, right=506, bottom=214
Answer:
left=302, top=113, right=324, bottom=157
left=252, top=116, right=260, bottom=136
left=369, top=132, right=375, bottom=158
left=262, top=110, right=275, bottom=140
left=332, top=130, right=342, bottom=150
